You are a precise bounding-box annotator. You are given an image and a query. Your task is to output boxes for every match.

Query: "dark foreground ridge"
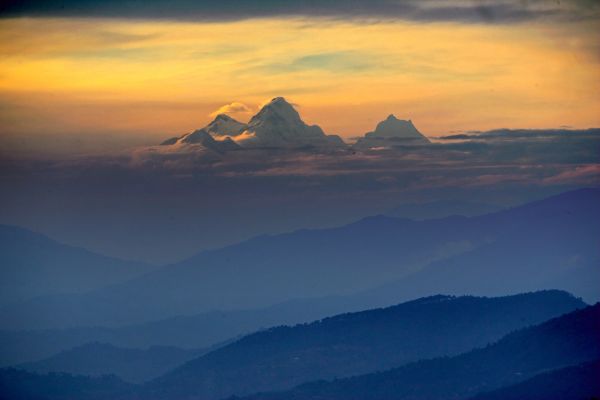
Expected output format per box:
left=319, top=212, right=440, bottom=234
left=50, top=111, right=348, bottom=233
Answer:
left=237, top=303, right=600, bottom=400
left=0, top=291, right=592, bottom=400
left=138, top=290, right=583, bottom=400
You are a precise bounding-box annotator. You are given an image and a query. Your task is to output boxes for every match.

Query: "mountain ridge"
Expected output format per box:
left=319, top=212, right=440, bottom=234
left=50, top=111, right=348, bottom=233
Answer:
left=0, top=291, right=588, bottom=400
left=0, top=224, right=153, bottom=306
left=138, top=290, right=585, bottom=400
left=1, top=187, right=597, bottom=331
left=18, top=342, right=206, bottom=384
left=237, top=303, right=600, bottom=400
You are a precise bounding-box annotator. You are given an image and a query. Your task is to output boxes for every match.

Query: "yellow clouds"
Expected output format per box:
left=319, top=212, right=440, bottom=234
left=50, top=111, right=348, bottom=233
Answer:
left=230, top=131, right=256, bottom=143
left=0, top=16, right=599, bottom=147
left=210, top=102, right=253, bottom=118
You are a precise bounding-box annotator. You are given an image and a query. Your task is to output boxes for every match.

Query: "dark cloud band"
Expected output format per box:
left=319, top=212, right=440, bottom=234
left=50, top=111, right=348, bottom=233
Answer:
left=1, top=0, right=598, bottom=23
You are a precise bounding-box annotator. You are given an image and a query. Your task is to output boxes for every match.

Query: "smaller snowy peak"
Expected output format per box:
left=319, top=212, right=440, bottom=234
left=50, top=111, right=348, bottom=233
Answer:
left=215, top=113, right=234, bottom=121
left=177, top=129, right=214, bottom=145
left=369, top=115, right=424, bottom=140
left=159, top=113, right=247, bottom=154
left=160, top=128, right=240, bottom=153
left=204, top=114, right=248, bottom=137
left=354, top=115, right=430, bottom=149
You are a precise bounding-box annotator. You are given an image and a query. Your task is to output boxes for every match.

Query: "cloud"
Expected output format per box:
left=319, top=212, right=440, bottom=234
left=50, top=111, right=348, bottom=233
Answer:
left=2, top=122, right=598, bottom=263
left=257, top=52, right=375, bottom=74
left=1, top=0, right=598, bottom=24
left=435, top=128, right=600, bottom=164
left=2, top=125, right=598, bottom=198
left=79, top=125, right=598, bottom=191
left=439, top=128, right=600, bottom=141
left=210, top=102, right=253, bottom=118
left=543, top=164, right=600, bottom=184
left=230, top=131, right=256, bottom=143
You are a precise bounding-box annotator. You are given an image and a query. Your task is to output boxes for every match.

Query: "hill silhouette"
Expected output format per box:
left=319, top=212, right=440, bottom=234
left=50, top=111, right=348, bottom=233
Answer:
left=2, top=188, right=597, bottom=331
left=140, top=291, right=584, bottom=400
left=238, top=303, right=600, bottom=400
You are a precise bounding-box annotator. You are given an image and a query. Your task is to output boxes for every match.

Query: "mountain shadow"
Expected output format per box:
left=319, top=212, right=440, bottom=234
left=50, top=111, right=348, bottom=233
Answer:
left=0, top=368, right=134, bottom=400
left=237, top=303, right=600, bottom=400
left=0, top=225, right=152, bottom=306
left=18, top=342, right=206, bottom=384
left=138, top=290, right=584, bottom=400
left=469, top=358, right=600, bottom=400
left=3, top=188, right=597, bottom=331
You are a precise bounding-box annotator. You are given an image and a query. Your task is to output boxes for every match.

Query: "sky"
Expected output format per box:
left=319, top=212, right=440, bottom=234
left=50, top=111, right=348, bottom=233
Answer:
left=0, top=0, right=599, bottom=263
left=1, top=0, right=599, bottom=154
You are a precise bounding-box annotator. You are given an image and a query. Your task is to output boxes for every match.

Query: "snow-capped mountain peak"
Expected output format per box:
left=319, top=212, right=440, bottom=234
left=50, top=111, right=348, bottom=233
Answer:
left=237, top=97, right=344, bottom=148
left=248, top=97, right=301, bottom=127
left=353, top=115, right=430, bottom=149
left=159, top=96, right=346, bottom=150
left=214, top=113, right=235, bottom=121
left=204, top=114, right=248, bottom=137
left=372, top=115, right=421, bottom=139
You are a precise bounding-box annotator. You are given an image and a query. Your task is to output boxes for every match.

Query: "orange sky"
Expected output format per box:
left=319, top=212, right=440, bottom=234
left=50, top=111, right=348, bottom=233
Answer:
left=0, top=16, right=599, bottom=152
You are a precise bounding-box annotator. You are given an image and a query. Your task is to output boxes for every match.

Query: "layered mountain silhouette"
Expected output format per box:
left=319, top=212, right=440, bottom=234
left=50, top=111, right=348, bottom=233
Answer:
left=0, top=299, right=352, bottom=366
left=0, top=293, right=594, bottom=400
left=0, top=225, right=152, bottom=306
left=0, top=368, right=133, bottom=400
left=386, top=200, right=502, bottom=220
left=18, top=342, right=206, bottom=383
left=238, top=303, right=600, bottom=400
left=1, top=188, right=598, bottom=331
left=469, top=359, right=600, bottom=400
left=363, top=187, right=600, bottom=306
left=160, top=97, right=345, bottom=150
left=138, top=291, right=584, bottom=400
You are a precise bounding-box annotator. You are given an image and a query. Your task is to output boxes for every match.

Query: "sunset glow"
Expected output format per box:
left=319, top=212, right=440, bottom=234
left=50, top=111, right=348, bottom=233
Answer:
left=1, top=16, right=599, bottom=150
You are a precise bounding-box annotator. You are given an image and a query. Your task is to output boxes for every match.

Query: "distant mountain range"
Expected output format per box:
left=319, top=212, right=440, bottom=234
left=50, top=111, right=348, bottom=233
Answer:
left=0, top=298, right=354, bottom=366
left=139, top=290, right=584, bottom=400
left=12, top=291, right=583, bottom=393
left=0, top=368, right=133, bottom=400
left=365, top=187, right=600, bottom=304
left=0, top=293, right=595, bottom=400
left=0, top=225, right=153, bottom=306
left=1, top=187, right=596, bottom=333
left=159, top=97, right=427, bottom=151
left=18, top=343, right=206, bottom=384
left=386, top=199, right=503, bottom=220
left=469, top=359, right=600, bottom=400
left=238, top=303, right=600, bottom=400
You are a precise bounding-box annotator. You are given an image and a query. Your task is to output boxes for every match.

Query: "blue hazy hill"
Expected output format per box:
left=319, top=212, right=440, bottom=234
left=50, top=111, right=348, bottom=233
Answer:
left=139, top=291, right=584, bottom=400
left=1, top=188, right=597, bottom=332
left=0, top=225, right=153, bottom=306
left=0, top=292, right=593, bottom=400
left=18, top=342, right=206, bottom=384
